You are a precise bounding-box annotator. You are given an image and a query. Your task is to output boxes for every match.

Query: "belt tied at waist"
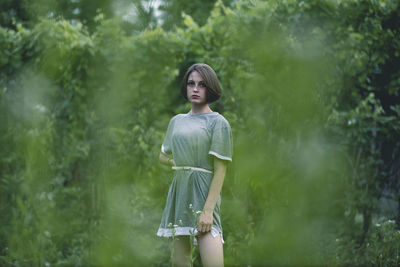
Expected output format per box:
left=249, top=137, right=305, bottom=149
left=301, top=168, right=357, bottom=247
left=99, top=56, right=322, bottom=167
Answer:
left=172, top=166, right=213, bottom=174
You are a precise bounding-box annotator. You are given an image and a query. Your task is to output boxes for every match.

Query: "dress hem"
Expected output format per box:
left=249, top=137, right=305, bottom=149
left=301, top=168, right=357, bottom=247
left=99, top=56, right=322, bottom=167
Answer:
left=157, top=226, right=224, bottom=245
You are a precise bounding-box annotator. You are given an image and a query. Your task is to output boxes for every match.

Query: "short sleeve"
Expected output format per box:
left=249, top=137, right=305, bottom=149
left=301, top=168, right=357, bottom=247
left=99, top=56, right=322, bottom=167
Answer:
left=161, top=116, right=175, bottom=155
left=208, top=116, right=233, bottom=162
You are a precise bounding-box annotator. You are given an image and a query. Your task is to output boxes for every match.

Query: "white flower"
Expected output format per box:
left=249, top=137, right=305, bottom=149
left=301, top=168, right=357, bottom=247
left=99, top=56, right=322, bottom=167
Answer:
left=189, top=204, right=193, bottom=209
left=196, top=210, right=202, bottom=215
left=375, top=223, right=381, bottom=227
left=44, top=230, right=51, bottom=238
left=168, top=223, right=172, bottom=227
left=173, top=224, right=178, bottom=228
left=178, top=219, right=182, bottom=225
left=34, top=104, right=46, bottom=113
left=347, top=118, right=356, bottom=125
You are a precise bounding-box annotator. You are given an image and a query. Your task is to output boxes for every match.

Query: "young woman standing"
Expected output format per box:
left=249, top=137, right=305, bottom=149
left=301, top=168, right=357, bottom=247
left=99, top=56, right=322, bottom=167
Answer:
left=157, top=63, right=233, bottom=267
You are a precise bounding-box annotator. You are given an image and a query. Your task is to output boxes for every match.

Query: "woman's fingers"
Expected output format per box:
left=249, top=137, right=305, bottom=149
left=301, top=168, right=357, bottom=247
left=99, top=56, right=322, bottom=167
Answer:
left=197, top=211, right=213, bottom=234
left=197, top=223, right=212, bottom=233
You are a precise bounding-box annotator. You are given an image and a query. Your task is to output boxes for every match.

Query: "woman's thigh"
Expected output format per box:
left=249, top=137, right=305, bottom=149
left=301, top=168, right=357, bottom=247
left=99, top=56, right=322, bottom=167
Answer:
left=197, top=232, right=224, bottom=267
left=170, top=236, right=191, bottom=267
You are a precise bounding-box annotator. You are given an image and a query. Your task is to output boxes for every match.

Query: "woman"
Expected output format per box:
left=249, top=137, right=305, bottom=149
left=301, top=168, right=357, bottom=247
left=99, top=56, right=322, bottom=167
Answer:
left=157, top=63, right=233, bottom=267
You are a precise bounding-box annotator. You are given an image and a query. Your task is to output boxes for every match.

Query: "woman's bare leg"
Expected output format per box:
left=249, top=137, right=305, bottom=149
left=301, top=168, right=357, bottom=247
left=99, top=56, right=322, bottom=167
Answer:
left=170, top=235, right=191, bottom=267
left=198, top=232, right=224, bottom=267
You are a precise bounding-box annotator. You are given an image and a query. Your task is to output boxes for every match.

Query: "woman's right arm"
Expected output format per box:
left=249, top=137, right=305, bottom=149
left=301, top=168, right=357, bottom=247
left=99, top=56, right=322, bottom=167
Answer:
left=159, top=152, right=175, bottom=166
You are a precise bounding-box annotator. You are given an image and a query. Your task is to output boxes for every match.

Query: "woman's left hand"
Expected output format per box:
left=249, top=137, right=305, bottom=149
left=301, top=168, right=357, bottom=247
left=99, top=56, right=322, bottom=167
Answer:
left=197, top=210, right=213, bottom=234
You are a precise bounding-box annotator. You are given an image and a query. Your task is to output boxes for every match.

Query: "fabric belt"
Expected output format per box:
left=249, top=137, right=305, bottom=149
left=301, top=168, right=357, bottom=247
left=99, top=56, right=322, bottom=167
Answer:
left=172, top=166, right=213, bottom=174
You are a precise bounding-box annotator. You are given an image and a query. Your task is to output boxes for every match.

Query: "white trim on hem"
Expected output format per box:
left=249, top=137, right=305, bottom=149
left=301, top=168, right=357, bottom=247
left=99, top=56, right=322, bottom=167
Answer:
left=208, top=151, right=232, bottom=162
left=157, top=226, right=224, bottom=245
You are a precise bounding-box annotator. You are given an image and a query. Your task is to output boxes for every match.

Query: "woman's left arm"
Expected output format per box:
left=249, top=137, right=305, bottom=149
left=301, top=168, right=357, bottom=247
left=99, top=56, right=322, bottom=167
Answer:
left=197, top=157, right=227, bottom=234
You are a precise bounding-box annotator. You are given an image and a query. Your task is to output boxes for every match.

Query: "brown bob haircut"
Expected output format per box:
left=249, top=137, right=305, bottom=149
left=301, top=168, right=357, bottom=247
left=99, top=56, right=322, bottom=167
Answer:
left=181, top=63, right=222, bottom=103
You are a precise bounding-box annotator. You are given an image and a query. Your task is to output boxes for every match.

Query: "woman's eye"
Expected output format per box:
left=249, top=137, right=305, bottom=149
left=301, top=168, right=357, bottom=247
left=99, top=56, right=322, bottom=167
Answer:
left=187, top=81, right=206, bottom=88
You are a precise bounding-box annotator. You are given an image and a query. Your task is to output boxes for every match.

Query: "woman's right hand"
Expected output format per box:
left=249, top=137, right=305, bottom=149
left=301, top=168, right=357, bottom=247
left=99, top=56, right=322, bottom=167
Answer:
left=159, top=152, right=175, bottom=166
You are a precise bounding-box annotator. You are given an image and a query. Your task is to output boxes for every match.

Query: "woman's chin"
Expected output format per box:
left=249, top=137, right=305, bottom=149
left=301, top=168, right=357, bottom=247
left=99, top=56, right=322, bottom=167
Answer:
left=190, top=99, right=206, bottom=105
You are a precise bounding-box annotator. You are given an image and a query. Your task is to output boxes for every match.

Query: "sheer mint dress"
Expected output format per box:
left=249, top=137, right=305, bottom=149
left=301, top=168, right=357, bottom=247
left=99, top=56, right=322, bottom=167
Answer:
left=156, top=112, right=233, bottom=243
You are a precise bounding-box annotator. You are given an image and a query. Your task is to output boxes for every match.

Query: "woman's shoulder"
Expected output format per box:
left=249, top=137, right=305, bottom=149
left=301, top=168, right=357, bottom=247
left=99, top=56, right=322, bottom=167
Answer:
left=169, top=113, right=185, bottom=122
left=211, top=112, right=231, bottom=128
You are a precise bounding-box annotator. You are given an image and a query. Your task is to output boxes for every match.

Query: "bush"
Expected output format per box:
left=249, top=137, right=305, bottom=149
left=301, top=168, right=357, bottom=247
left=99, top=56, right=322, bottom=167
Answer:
left=0, top=0, right=399, bottom=265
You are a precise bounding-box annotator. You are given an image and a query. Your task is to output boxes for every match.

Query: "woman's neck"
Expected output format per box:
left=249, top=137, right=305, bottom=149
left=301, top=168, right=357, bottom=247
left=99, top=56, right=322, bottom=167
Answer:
left=190, top=104, right=212, bottom=114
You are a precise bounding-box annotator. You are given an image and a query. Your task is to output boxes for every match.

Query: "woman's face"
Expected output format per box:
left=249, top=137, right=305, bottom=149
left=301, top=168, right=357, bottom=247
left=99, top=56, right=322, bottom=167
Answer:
left=186, top=71, right=207, bottom=105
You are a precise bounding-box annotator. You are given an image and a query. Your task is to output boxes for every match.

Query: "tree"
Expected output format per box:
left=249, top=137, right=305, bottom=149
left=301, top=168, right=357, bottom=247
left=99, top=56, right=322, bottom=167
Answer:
left=0, top=0, right=114, bottom=31
left=159, top=0, right=233, bottom=30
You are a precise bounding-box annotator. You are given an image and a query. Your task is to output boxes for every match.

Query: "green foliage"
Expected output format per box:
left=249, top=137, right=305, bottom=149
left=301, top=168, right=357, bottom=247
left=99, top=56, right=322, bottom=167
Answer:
left=0, top=0, right=399, bottom=266
left=159, top=0, right=234, bottom=30
left=336, top=218, right=400, bottom=266
left=0, top=0, right=114, bottom=31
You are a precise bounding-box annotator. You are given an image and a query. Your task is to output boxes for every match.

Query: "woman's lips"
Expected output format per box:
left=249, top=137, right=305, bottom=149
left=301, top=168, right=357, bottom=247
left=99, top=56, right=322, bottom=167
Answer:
left=191, top=95, right=200, bottom=98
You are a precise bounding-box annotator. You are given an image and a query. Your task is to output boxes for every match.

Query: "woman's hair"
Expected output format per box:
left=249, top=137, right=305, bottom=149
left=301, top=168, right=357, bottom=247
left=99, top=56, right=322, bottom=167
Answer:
left=181, top=63, right=222, bottom=103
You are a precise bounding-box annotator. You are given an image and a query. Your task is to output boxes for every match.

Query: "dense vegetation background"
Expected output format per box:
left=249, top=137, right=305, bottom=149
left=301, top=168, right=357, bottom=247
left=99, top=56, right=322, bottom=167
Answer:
left=1, top=0, right=400, bottom=266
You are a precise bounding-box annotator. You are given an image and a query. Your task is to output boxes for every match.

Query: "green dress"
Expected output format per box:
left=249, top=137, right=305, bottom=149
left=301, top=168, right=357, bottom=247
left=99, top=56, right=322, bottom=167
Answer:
left=157, top=112, right=233, bottom=243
